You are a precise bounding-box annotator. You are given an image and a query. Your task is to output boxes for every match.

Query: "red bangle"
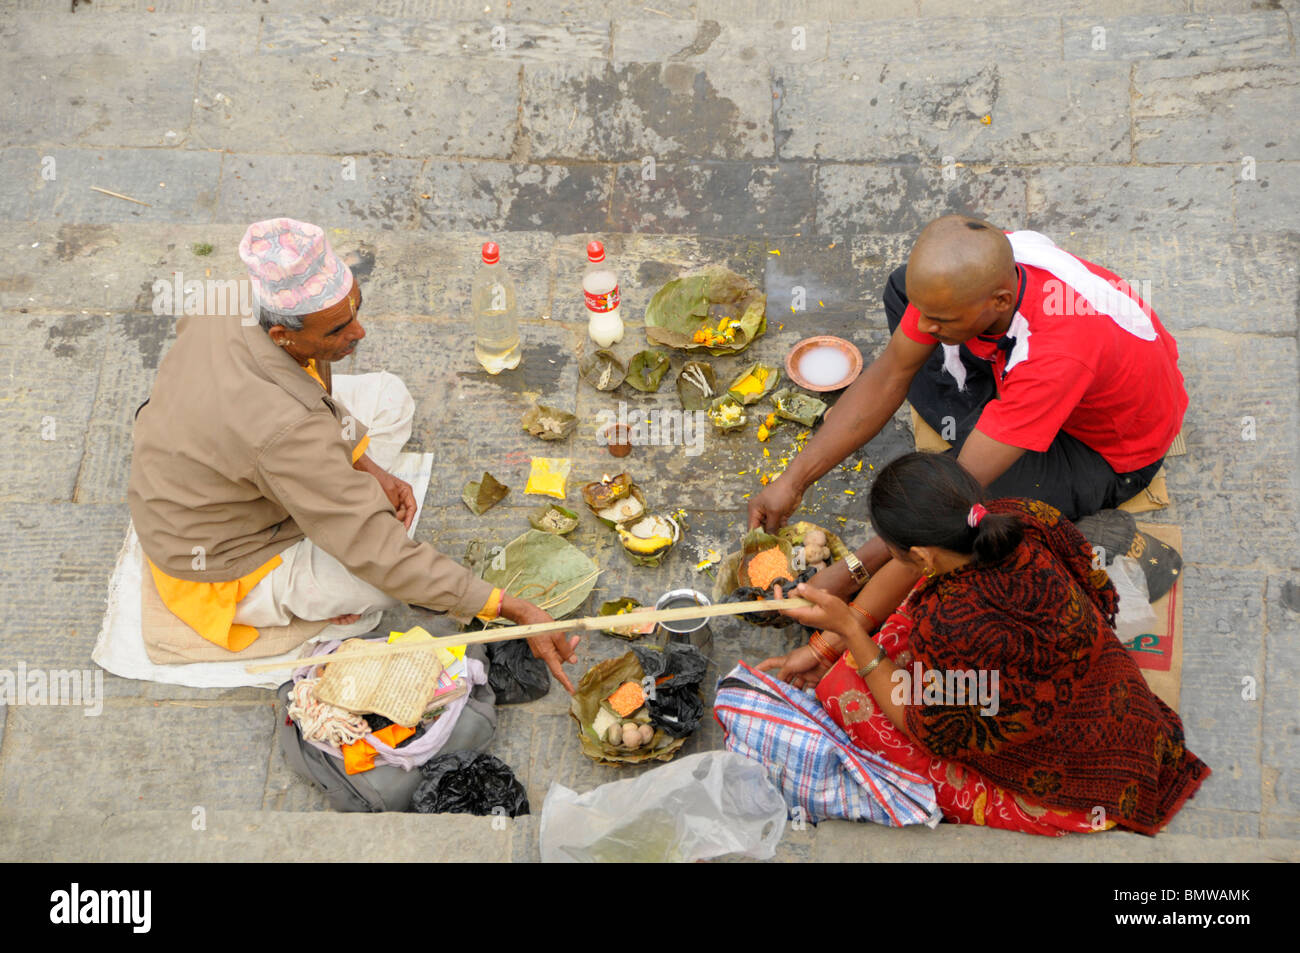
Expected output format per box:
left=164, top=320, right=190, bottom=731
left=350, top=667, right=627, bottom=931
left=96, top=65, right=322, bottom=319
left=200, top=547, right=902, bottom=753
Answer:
left=849, top=604, right=879, bottom=632
left=807, top=631, right=840, bottom=665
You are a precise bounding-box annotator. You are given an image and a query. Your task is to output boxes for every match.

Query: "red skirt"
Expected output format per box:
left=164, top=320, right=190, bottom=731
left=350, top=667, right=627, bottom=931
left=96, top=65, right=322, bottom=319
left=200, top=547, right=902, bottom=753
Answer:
left=815, top=608, right=1111, bottom=837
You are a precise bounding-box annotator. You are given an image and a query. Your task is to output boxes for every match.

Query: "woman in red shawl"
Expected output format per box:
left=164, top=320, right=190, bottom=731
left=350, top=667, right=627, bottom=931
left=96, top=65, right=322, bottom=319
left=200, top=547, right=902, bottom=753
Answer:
left=769, top=452, right=1207, bottom=836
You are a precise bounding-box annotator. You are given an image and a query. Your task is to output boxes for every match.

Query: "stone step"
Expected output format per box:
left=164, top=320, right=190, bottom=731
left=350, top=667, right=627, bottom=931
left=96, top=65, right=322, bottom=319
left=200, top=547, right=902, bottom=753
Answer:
left=3, top=807, right=1295, bottom=862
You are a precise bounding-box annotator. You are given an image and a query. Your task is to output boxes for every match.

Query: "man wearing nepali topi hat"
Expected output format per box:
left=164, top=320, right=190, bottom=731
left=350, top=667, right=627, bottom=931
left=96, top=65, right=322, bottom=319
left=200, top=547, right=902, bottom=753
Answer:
left=127, top=218, right=581, bottom=690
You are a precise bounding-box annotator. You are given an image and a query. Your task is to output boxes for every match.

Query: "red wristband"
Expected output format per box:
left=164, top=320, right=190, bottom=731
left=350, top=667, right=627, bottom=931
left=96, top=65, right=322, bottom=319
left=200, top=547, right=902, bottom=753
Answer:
left=807, top=631, right=840, bottom=665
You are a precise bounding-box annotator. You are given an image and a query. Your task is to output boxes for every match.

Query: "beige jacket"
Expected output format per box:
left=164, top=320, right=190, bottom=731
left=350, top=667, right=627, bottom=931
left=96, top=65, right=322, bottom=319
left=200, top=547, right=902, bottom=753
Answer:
left=127, top=311, right=493, bottom=622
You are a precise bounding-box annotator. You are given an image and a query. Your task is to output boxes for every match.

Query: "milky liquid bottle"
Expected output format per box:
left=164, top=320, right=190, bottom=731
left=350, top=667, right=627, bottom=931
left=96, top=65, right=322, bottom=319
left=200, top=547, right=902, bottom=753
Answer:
left=584, top=240, right=624, bottom=347
left=472, top=241, right=522, bottom=374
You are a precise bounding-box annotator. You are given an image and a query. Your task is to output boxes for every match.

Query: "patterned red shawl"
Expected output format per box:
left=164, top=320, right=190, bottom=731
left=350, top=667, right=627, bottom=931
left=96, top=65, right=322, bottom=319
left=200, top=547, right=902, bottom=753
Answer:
left=900, top=498, right=1208, bottom=835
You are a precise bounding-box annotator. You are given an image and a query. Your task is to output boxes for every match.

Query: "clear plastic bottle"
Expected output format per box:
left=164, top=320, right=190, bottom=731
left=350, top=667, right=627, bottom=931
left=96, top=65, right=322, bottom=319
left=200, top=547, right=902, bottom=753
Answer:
left=584, top=240, right=624, bottom=347
left=472, top=241, right=522, bottom=374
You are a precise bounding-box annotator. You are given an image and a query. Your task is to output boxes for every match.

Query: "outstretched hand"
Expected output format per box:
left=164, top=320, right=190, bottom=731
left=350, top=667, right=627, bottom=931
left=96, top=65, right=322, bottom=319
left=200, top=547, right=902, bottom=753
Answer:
left=775, top=583, right=858, bottom=640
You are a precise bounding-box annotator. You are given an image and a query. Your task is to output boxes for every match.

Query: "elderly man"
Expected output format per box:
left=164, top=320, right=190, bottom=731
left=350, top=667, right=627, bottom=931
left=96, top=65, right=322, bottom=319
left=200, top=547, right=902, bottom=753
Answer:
left=751, top=215, right=1187, bottom=684
left=128, top=218, right=580, bottom=690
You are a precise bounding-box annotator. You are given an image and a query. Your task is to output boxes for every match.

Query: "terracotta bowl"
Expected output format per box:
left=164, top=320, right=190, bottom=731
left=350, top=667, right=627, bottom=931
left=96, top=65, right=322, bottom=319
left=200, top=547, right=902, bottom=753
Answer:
left=784, top=336, right=863, bottom=392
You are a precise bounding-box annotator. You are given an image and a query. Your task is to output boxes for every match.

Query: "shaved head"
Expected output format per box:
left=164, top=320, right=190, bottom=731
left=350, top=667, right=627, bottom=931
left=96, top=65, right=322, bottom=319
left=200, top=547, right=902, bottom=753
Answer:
left=906, top=215, right=1015, bottom=309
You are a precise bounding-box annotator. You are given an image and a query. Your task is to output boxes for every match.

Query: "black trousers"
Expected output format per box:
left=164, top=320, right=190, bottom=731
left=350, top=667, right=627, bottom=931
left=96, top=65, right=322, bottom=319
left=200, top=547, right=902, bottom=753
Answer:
left=882, top=264, right=1164, bottom=521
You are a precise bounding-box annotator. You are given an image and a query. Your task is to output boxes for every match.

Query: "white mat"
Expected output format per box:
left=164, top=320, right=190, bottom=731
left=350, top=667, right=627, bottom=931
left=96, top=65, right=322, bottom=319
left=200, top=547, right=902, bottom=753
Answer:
left=92, top=451, right=435, bottom=690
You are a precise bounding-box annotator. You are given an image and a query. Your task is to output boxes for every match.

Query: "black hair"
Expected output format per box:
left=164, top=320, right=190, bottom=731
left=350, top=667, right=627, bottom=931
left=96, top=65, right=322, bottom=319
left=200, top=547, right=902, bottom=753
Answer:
left=867, top=451, right=1024, bottom=566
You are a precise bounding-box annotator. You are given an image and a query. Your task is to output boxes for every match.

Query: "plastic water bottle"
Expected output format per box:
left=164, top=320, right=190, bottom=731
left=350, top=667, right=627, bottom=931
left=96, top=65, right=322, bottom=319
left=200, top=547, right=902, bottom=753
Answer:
left=584, top=240, right=624, bottom=347
left=472, top=241, right=522, bottom=374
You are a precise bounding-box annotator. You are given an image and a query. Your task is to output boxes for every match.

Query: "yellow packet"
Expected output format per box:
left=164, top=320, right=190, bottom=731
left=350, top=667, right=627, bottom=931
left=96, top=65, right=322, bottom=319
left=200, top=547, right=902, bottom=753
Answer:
left=524, top=457, right=572, bottom=499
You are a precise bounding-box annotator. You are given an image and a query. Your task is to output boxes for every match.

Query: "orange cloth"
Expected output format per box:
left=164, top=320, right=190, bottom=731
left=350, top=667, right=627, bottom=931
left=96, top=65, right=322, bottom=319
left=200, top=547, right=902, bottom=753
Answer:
left=149, top=360, right=368, bottom=649
left=342, top=723, right=417, bottom=774
left=477, top=587, right=503, bottom=622
left=147, top=554, right=282, bottom=651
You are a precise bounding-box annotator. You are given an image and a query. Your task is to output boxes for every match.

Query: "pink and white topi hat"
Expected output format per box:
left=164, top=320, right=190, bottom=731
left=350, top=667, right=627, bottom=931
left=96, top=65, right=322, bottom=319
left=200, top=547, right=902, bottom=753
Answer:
left=238, top=218, right=354, bottom=316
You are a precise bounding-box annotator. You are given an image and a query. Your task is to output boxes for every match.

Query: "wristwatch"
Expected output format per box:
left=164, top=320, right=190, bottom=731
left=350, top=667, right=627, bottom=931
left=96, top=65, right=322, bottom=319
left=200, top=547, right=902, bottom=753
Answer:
left=856, top=644, right=889, bottom=679
left=844, top=552, right=870, bottom=586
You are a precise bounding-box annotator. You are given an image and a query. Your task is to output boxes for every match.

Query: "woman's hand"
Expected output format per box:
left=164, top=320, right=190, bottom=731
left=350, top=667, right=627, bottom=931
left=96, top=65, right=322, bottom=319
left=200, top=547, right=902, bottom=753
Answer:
left=756, top=644, right=831, bottom=691
left=747, top=476, right=803, bottom=532
left=776, top=583, right=859, bottom=640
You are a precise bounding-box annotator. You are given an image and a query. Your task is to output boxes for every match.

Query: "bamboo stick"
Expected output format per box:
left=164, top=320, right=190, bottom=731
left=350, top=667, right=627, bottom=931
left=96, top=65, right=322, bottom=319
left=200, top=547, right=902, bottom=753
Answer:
left=89, top=186, right=153, bottom=207
left=243, top=596, right=813, bottom=674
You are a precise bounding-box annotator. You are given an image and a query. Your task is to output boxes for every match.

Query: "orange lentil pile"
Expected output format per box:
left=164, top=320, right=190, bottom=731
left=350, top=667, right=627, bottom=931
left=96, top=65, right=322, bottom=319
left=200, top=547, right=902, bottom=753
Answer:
left=747, top=546, right=792, bottom=590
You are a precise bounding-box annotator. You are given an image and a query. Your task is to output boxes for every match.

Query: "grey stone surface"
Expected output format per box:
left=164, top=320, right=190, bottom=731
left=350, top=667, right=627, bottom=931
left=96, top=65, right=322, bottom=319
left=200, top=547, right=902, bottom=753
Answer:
left=0, top=54, right=197, bottom=149
left=1263, top=574, right=1300, bottom=818
left=612, top=161, right=815, bottom=236
left=1, top=0, right=1297, bottom=862
left=522, top=62, right=775, bottom=161
left=0, top=700, right=274, bottom=813
left=776, top=61, right=1131, bottom=164
left=1, top=315, right=106, bottom=504
left=216, top=154, right=427, bottom=229
left=191, top=55, right=522, bottom=158
left=817, top=163, right=1028, bottom=236
left=1, top=10, right=260, bottom=57
left=826, top=17, right=1062, bottom=63
left=1232, top=162, right=1300, bottom=232
left=1133, top=59, right=1300, bottom=164
left=1025, top=164, right=1234, bottom=233
left=613, top=19, right=831, bottom=64
left=1063, top=13, right=1292, bottom=60
left=1165, top=332, right=1300, bottom=569
left=260, top=15, right=610, bottom=60
left=32, top=148, right=223, bottom=224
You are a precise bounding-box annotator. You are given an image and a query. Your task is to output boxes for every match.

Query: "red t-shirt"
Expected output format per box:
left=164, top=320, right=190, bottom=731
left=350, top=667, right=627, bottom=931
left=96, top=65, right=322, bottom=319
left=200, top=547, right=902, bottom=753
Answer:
left=900, top=255, right=1187, bottom=473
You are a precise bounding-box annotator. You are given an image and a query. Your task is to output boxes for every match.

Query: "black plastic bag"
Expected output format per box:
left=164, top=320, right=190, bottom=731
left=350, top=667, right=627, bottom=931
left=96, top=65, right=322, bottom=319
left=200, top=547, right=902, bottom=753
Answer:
left=411, top=751, right=530, bottom=817
left=633, top=644, right=708, bottom=738
left=722, top=567, right=818, bottom=627
left=486, top=637, right=550, bottom=704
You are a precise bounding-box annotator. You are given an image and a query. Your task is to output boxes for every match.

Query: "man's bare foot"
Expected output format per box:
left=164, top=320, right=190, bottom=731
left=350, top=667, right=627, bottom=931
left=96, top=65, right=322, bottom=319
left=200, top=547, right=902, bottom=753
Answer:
left=326, top=613, right=362, bottom=625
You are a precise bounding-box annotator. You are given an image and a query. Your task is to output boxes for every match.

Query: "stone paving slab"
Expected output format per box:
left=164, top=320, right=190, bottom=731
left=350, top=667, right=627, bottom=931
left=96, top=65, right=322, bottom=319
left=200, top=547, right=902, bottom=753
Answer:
left=1165, top=331, right=1300, bottom=570
left=416, top=161, right=614, bottom=234
left=1263, top=575, right=1300, bottom=818
left=1133, top=60, right=1300, bottom=164
left=259, top=15, right=610, bottom=61
left=0, top=700, right=274, bottom=813
left=825, top=17, right=1062, bottom=63
left=776, top=60, right=1131, bottom=164
left=522, top=62, right=775, bottom=161
left=1176, top=566, right=1266, bottom=814
left=34, top=148, right=223, bottom=225
left=816, top=163, right=1028, bottom=236
left=611, top=161, right=816, bottom=236
left=1063, top=12, right=1293, bottom=60
left=612, top=19, right=831, bottom=65
left=3, top=808, right=1294, bottom=863
left=1, top=315, right=107, bottom=504
left=216, top=154, right=427, bottom=230
left=0, top=54, right=197, bottom=150
left=1233, top=163, right=1300, bottom=233
left=1025, top=164, right=1234, bottom=233
left=1, top=10, right=261, bottom=58
left=191, top=55, right=521, bottom=158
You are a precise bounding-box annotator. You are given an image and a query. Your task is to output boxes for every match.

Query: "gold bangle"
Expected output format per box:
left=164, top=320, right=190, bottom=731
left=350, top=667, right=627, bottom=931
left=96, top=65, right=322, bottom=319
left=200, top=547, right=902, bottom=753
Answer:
left=855, top=644, right=888, bottom=679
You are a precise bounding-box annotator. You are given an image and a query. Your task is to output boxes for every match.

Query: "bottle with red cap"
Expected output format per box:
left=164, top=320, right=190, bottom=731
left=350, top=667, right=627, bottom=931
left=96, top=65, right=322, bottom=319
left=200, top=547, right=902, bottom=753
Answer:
left=583, top=240, right=624, bottom=347
left=472, top=240, right=521, bottom=374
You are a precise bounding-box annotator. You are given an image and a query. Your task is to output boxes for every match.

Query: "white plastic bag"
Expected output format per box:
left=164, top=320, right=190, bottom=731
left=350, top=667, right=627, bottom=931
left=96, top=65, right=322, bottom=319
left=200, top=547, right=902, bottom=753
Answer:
left=1107, top=555, right=1158, bottom=643
left=539, top=751, right=787, bottom=863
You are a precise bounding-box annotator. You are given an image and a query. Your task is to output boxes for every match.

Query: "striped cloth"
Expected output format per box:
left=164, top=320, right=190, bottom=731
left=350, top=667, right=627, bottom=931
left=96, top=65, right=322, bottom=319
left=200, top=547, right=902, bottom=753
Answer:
left=714, top=662, right=938, bottom=827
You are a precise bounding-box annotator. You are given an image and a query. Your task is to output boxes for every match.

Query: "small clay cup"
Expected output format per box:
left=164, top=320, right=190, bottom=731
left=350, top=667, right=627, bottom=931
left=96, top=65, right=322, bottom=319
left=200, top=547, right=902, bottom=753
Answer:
left=604, top=423, right=632, bottom=457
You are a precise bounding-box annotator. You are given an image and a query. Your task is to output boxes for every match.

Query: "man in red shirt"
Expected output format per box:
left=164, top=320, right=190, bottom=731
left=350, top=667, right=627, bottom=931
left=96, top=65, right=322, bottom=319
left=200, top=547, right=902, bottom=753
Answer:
left=749, top=215, right=1187, bottom=600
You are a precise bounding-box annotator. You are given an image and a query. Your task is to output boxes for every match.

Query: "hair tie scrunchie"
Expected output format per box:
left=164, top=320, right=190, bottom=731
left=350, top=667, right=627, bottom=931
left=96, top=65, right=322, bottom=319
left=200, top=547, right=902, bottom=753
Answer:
left=967, top=503, right=989, bottom=529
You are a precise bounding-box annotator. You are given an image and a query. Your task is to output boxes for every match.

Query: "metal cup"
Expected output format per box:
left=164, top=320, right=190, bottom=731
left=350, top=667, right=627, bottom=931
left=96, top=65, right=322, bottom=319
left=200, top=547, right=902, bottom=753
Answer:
left=654, top=588, right=713, bottom=656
